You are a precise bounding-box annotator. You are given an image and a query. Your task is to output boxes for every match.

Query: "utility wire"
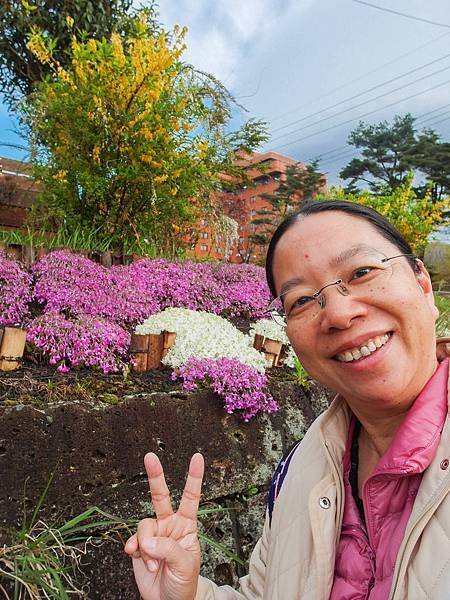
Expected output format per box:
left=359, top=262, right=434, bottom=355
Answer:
left=320, top=151, right=357, bottom=168
left=273, top=78, right=450, bottom=150
left=352, top=1, right=450, bottom=29
left=270, top=63, right=450, bottom=144
left=416, top=101, right=450, bottom=120
left=419, top=108, right=450, bottom=125
left=421, top=113, right=450, bottom=128
left=307, top=103, right=450, bottom=165
left=268, top=31, right=450, bottom=125
left=305, top=145, right=349, bottom=162
left=270, top=52, right=450, bottom=135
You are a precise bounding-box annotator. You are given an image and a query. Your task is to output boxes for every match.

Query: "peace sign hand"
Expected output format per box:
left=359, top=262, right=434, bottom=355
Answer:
left=125, top=452, right=204, bottom=600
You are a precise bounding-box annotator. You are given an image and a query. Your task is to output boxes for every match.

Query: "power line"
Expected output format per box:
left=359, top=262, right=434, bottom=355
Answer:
left=305, top=144, right=348, bottom=161
left=267, top=31, right=450, bottom=125
left=352, top=1, right=450, bottom=29
left=320, top=150, right=357, bottom=168
left=419, top=108, right=450, bottom=126
left=416, top=101, right=450, bottom=120
left=270, top=52, right=450, bottom=136
left=306, top=103, right=450, bottom=165
left=270, top=63, right=450, bottom=144
left=273, top=78, right=450, bottom=150
left=421, top=113, right=450, bottom=128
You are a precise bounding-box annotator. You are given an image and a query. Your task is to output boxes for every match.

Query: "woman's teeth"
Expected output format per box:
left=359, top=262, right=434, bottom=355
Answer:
left=336, top=334, right=390, bottom=362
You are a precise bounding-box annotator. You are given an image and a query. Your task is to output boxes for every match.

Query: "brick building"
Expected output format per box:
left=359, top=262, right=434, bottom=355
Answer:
left=0, top=152, right=320, bottom=264
left=189, top=151, right=310, bottom=264
left=0, top=157, right=38, bottom=229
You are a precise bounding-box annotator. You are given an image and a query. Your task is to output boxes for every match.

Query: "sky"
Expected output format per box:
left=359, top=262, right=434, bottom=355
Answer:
left=2, top=0, right=450, bottom=187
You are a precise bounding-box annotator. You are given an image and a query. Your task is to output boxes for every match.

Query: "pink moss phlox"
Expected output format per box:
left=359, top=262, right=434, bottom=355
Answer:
left=174, top=357, right=278, bottom=421
left=213, top=263, right=271, bottom=319
left=0, top=253, right=32, bottom=327
left=27, top=311, right=130, bottom=373
left=31, top=251, right=271, bottom=326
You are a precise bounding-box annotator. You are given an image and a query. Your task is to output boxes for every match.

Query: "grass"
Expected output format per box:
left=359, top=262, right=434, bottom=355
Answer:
left=435, top=292, right=450, bottom=337
left=0, top=476, right=243, bottom=599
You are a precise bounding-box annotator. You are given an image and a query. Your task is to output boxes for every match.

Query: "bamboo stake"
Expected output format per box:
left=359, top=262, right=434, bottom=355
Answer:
left=0, top=327, right=27, bottom=372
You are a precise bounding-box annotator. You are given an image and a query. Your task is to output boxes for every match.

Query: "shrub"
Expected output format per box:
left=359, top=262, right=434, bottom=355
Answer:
left=174, top=357, right=278, bottom=421
left=27, top=312, right=130, bottom=373
left=0, top=253, right=32, bottom=326
left=135, top=308, right=268, bottom=372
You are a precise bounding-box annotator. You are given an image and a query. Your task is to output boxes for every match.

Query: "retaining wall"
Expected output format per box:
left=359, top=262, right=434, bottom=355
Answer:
left=0, top=381, right=332, bottom=598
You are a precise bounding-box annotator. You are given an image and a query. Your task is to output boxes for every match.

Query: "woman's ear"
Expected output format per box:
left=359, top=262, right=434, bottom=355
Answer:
left=415, top=259, right=439, bottom=320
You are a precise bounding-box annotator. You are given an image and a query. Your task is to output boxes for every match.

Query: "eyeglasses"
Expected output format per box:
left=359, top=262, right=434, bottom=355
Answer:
left=267, top=253, right=417, bottom=327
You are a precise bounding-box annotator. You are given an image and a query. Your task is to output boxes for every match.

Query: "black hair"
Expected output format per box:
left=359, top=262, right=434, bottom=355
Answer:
left=265, top=200, right=419, bottom=298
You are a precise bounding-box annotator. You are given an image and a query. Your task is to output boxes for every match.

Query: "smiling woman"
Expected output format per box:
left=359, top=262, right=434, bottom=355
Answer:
left=125, top=200, right=450, bottom=600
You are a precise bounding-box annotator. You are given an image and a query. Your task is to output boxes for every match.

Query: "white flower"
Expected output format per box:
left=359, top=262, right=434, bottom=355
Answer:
left=135, top=308, right=268, bottom=372
left=249, top=318, right=290, bottom=345
left=283, top=346, right=297, bottom=369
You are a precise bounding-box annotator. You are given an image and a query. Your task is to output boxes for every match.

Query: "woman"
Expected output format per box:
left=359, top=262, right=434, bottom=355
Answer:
left=125, top=201, right=450, bottom=599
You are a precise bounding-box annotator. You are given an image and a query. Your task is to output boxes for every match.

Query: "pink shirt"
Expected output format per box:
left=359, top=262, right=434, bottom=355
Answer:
left=330, top=358, right=449, bottom=599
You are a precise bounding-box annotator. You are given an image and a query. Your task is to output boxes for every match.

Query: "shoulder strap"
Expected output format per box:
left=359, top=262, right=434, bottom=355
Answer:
left=268, top=439, right=302, bottom=526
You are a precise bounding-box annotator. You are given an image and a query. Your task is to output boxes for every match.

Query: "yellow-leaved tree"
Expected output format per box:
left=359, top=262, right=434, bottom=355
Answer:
left=23, top=9, right=267, bottom=255
left=323, top=176, right=448, bottom=256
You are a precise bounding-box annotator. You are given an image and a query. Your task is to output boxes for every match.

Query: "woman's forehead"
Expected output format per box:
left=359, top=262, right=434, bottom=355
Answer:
left=272, top=212, right=396, bottom=284
left=276, top=212, right=392, bottom=255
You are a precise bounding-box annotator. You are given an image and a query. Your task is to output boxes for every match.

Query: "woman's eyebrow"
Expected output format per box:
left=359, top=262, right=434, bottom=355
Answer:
left=329, top=244, right=376, bottom=268
left=279, top=244, right=378, bottom=296
left=280, top=277, right=305, bottom=296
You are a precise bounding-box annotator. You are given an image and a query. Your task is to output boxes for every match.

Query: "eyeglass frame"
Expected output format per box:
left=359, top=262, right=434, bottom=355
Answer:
left=266, top=253, right=418, bottom=327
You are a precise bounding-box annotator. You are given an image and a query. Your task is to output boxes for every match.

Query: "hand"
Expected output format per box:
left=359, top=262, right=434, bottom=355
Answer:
left=125, top=452, right=204, bottom=600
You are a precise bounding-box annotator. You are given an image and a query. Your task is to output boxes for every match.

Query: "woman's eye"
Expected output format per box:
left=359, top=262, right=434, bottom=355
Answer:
left=351, top=266, right=373, bottom=280
left=290, top=295, right=313, bottom=310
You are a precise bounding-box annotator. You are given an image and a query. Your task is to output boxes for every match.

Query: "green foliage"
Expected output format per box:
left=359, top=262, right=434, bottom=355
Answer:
left=412, top=131, right=450, bottom=201
left=435, top=293, right=450, bottom=337
left=292, top=357, right=310, bottom=390
left=340, top=114, right=450, bottom=200
left=251, top=160, right=324, bottom=249
left=0, top=474, right=132, bottom=599
left=0, top=222, right=175, bottom=257
left=0, top=0, right=134, bottom=109
left=0, top=476, right=244, bottom=598
left=21, top=11, right=267, bottom=256
left=322, top=177, right=448, bottom=256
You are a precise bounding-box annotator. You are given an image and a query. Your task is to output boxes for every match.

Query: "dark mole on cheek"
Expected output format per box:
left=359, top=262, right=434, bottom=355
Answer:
left=304, top=253, right=309, bottom=259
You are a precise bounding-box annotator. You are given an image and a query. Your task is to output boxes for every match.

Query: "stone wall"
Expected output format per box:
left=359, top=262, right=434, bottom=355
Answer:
left=0, top=381, right=332, bottom=598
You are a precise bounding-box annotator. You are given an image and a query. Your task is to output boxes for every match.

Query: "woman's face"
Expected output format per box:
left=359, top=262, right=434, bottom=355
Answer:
left=272, top=211, right=439, bottom=412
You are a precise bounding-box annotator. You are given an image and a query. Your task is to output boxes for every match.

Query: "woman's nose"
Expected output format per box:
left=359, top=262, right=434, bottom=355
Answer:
left=318, top=288, right=367, bottom=332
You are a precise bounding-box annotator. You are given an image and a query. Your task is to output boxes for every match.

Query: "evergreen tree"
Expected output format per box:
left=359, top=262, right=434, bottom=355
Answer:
left=251, top=160, right=325, bottom=249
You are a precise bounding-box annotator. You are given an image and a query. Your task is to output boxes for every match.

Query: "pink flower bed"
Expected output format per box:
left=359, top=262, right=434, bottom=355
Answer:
left=31, top=251, right=271, bottom=324
left=27, top=312, right=130, bottom=373
left=3, top=252, right=275, bottom=402
left=174, top=356, right=278, bottom=421
left=0, top=253, right=32, bottom=327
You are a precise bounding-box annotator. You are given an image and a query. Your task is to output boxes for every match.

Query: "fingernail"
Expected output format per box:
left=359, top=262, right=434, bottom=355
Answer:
left=147, top=559, right=159, bottom=572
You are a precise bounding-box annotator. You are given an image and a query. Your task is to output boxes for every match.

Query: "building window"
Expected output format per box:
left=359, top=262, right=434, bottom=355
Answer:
left=216, top=247, right=223, bottom=254
left=200, top=244, right=208, bottom=252
left=250, top=195, right=257, bottom=203
left=201, top=231, right=208, bottom=239
left=239, top=237, right=244, bottom=243
left=250, top=209, right=256, bottom=216
left=201, top=219, right=208, bottom=226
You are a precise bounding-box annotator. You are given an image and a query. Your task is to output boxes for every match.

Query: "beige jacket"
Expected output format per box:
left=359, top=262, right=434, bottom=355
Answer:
left=196, top=348, right=450, bottom=600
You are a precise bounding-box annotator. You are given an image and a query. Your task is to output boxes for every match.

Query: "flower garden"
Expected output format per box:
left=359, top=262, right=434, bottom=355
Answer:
left=0, top=250, right=303, bottom=421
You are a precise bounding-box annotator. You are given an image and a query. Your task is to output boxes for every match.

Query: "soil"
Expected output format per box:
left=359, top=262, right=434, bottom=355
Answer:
left=0, top=345, right=298, bottom=409
left=0, top=316, right=300, bottom=407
